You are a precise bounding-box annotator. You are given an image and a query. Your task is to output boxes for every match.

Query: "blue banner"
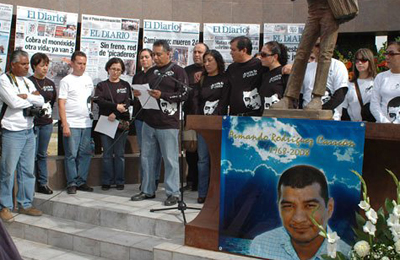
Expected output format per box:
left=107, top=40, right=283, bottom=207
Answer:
left=219, top=116, right=366, bottom=259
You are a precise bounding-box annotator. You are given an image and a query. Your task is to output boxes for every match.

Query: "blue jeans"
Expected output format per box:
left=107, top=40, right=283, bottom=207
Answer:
left=141, top=122, right=179, bottom=197
left=135, top=119, right=161, bottom=182
left=0, top=129, right=36, bottom=210
left=34, top=124, right=53, bottom=186
left=197, top=134, right=210, bottom=198
left=100, top=131, right=128, bottom=185
left=62, top=128, right=92, bottom=187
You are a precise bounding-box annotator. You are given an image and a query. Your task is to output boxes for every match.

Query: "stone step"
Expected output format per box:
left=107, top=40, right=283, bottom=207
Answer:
left=32, top=184, right=202, bottom=239
left=154, top=242, right=255, bottom=260
left=12, top=237, right=111, bottom=260
left=6, top=213, right=175, bottom=260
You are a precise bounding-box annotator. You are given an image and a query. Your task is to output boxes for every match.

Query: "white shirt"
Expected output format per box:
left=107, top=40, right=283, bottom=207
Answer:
left=0, top=73, right=44, bottom=131
left=301, top=58, right=349, bottom=107
left=59, top=73, right=94, bottom=128
left=370, top=70, right=400, bottom=123
left=334, top=78, right=374, bottom=121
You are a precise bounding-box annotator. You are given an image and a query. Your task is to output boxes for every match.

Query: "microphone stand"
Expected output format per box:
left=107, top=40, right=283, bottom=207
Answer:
left=149, top=71, right=201, bottom=225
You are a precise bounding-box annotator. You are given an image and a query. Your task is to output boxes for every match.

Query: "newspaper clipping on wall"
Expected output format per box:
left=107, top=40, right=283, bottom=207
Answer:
left=81, top=14, right=140, bottom=84
left=203, top=23, right=261, bottom=65
left=15, top=6, right=78, bottom=85
left=143, top=20, right=200, bottom=67
left=0, top=3, right=12, bottom=73
left=264, top=23, right=305, bottom=63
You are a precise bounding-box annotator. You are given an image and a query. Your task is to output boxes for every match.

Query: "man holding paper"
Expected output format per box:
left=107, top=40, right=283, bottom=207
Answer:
left=131, top=40, right=189, bottom=206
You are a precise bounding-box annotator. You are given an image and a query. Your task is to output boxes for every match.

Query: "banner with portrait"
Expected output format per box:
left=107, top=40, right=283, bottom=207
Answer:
left=81, top=14, right=140, bottom=85
left=264, top=23, right=305, bottom=63
left=203, top=23, right=260, bottom=65
left=219, top=117, right=365, bottom=259
left=143, top=20, right=200, bottom=67
left=0, top=3, right=12, bottom=73
left=15, top=6, right=78, bottom=85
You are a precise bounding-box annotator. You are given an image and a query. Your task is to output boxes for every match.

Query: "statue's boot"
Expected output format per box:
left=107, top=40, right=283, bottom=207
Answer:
left=304, top=96, right=322, bottom=110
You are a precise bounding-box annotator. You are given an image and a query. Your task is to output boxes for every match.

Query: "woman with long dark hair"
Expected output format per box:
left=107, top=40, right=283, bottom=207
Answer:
left=95, top=57, right=131, bottom=190
left=194, top=49, right=229, bottom=203
left=259, top=41, right=289, bottom=111
left=334, top=48, right=377, bottom=121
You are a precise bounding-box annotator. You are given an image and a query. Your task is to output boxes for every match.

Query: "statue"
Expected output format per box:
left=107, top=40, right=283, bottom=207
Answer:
left=272, top=0, right=355, bottom=110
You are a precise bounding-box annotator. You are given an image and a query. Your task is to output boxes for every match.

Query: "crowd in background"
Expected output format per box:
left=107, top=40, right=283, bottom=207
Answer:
left=0, top=35, right=399, bottom=223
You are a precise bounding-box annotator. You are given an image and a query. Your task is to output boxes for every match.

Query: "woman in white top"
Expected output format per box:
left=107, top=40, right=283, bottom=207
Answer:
left=370, top=41, right=400, bottom=123
left=334, top=48, right=377, bottom=121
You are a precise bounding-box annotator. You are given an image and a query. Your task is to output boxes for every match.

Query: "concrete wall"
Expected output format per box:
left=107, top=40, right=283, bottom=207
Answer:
left=2, top=0, right=400, bottom=33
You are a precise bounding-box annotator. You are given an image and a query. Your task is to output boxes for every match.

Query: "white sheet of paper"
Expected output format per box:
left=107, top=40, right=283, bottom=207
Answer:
left=94, top=115, right=119, bottom=139
left=132, top=84, right=160, bottom=110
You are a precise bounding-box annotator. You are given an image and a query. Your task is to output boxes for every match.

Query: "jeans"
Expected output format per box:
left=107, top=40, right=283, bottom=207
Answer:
left=0, top=129, right=36, bottom=210
left=197, top=134, right=210, bottom=198
left=135, top=119, right=161, bottom=182
left=141, top=122, right=179, bottom=197
left=62, top=128, right=92, bottom=187
left=285, top=0, right=339, bottom=99
left=100, top=131, right=128, bottom=185
left=34, top=124, right=53, bottom=186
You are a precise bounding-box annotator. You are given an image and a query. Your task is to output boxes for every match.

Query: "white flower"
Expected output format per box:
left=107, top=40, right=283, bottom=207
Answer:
left=326, top=232, right=340, bottom=258
left=363, top=221, right=376, bottom=236
left=387, top=213, right=399, bottom=227
left=393, top=205, right=400, bottom=217
left=359, top=200, right=370, bottom=211
left=390, top=224, right=400, bottom=241
left=366, top=208, right=378, bottom=224
left=395, top=240, right=400, bottom=253
left=354, top=240, right=370, bottom=257
left=381, top=257, right=389, bottom=260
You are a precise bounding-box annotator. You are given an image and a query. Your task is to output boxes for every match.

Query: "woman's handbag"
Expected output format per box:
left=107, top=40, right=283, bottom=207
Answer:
left=182, top=130, right=197, bottom=152
left=327, top=0, right=359, bottom=24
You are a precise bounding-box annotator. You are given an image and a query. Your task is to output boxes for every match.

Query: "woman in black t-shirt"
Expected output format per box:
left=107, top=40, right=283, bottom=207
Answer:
left=194, top=50, right=229, bottom=203
left=29, top=53, right=57, bottom=195
left=94, top=58, right=131, bottom=191
left=259, top=41, right=289, bottom=112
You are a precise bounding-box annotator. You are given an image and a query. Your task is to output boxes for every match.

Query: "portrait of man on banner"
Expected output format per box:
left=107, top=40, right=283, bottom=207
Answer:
left=218, top=116, right=366, bottom=259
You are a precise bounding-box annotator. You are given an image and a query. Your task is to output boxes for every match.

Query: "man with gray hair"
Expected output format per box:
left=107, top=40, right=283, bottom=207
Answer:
left=0, top=50, right=45, bottom=222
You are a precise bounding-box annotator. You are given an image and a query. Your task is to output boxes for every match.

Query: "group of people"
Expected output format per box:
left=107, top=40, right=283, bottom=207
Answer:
left=0, top=34, right=399, bottom=222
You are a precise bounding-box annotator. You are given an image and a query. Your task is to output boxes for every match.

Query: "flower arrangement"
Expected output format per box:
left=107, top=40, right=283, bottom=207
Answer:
left=313, top=169, right=400, bottom=259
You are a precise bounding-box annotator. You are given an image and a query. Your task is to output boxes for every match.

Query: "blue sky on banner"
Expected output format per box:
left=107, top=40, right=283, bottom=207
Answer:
left=220, top=116, right=365, bottom=191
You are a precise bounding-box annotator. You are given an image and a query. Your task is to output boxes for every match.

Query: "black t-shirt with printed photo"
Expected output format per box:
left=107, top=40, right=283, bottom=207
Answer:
left=226, top=57, right=266, bottom=116
left=194, top=73, right=229, bottom=116
left=259, top=66, right=289, bottom=110
left=28, top=76, right=57, bottom=126
left=143, top=62, right=189, bottom=129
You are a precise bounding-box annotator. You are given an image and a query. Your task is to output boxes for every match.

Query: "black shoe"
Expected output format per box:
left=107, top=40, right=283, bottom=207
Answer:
left=197, top=197, right=206, bottom=204
left=77, top=184, right=93, bottom=192
left=131, top=192, right=155, bottom=201
left=101, top=185, right=110, bottom=191
left=116, top=184, right=124, bottom=190
left=164, top=195, right=179, bottom=206
left=37, top=185, right=53, bottom=194
left=67, top=186, right=77, bottom=194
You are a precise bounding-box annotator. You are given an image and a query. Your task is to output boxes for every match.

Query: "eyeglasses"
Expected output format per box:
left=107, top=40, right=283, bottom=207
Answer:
left=260, top=52, right=275, bottom=58
left=355, top=58, right=369, bottom=63
left=109, top=68, right=122, bottom=72
left=383, top=52, right=400, bottom=57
